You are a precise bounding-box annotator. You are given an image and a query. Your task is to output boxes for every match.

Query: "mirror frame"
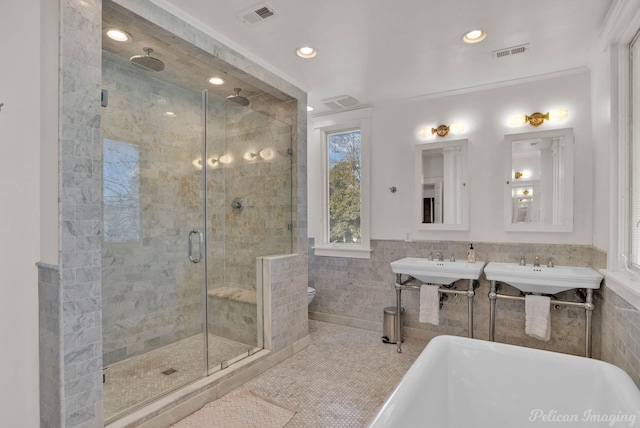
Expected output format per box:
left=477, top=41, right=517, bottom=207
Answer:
left=415, top=139, right=469, bottom=231
left=503, top=128, right=574, bottom=232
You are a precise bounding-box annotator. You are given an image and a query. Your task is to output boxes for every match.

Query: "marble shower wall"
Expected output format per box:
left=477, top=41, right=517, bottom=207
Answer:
left=309, top=239, right=606, bottom=358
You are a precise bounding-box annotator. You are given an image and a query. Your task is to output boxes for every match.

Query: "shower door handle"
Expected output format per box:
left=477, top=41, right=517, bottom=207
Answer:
left=188, top=230, right=203, bottom=263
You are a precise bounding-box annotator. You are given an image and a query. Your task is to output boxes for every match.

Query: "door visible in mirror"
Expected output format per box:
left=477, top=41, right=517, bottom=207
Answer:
left=504, top=128, right=573, bottom=232
left=415, top=139, right=469, bottom=231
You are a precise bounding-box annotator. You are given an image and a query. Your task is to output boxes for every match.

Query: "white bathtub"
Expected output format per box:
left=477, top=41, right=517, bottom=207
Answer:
left=370, top=336, right=640, bottom=427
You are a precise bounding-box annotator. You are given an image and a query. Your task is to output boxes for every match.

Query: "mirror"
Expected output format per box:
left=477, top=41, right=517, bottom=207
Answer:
left=504, top=128, right=573, bottom=232
left=415, top=139, right=469, bottom=230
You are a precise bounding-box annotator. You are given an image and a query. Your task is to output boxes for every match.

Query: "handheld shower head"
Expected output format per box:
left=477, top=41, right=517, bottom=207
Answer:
left=226, top=88, right=250, bottom=107
left=130, top=47, right=165, bottom=72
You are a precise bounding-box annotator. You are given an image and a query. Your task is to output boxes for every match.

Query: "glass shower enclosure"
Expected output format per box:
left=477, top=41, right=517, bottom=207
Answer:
left=100, top=1, right=294, bottom=421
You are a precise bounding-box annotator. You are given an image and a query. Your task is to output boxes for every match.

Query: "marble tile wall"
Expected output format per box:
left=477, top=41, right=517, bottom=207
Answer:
left=58, top=0, right=105, bottom=426
left=599, top=285, right=640, bottom=387
left=309, top=239, right=605, bottom=357
left=38, top=263, right=62, bottom=428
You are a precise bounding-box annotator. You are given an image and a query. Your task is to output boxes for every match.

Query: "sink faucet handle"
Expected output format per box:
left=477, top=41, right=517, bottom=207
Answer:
left=547, top=257, right=554, bottom=268
left=520, top=255, right=526, bottom=266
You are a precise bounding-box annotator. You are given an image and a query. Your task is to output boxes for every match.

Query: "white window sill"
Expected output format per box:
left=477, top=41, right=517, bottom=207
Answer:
left=313, top=245, right=372, bottom=259
left=600, top=269, right=640, bottom=311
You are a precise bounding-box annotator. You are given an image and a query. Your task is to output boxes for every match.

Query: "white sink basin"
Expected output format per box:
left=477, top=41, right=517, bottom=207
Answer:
left=391, top=257, right=485, bottom=286
left=484, top=262, right=603, bottom=294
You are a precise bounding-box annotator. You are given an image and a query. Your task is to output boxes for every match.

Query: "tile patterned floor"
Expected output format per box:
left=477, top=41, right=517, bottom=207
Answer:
left=225, top=320, right=428, bottom=427
left=171, top=389, right=295, bottom=428
left=104, top=334, right=254, bottom=421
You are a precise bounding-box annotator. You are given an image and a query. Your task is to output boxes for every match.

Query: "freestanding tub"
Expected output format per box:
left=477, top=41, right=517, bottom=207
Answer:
left=370, top=336, right=640, bottom=427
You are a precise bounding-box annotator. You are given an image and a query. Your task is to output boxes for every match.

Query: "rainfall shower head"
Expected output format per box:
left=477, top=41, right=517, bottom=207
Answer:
left=226, top=88, right=250, bottom=107
left=129, top=47, right=165, bottom=72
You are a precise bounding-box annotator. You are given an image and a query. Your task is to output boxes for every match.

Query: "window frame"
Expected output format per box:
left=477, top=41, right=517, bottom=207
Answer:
left=312, top=108, right=372, bottom=259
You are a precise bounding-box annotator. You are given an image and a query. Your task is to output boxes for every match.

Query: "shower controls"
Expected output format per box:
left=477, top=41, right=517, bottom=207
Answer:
left=232, top=197, right=245, bottom=213
left=188, top=230, right=203, bottom=263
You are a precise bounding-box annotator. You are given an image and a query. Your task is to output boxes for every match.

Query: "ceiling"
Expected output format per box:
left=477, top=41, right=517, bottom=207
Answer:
left=149, top=0, right=613, bottom=114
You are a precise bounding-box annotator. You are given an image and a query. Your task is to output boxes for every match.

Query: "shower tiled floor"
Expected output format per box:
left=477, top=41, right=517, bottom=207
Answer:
left=206, top=320, right=428, bottom=427
left=103, top=334, right=254, bottom=421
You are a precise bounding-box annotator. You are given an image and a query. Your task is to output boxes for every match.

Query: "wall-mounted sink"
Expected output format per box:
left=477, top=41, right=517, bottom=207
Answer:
left=484, top=262, right=603, bottom=294
left=391, top=257, right=485, bottom=285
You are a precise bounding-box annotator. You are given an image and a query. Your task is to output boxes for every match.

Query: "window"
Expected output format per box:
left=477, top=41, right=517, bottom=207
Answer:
left=328, top=129, right=361, bottom=244
left=103, top=139, right=140, bottom=243
left=313, top=108, right=371, bottom=259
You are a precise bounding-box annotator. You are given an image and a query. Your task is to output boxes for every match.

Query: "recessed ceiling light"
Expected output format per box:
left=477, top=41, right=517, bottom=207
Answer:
left=307, top=105, right=314, bottom=112
left=463, top=30, right=487, bottom=44
left=164, top=111, right=177, bottom=117
left=104, top=28, right=132, bottom=42
left=208, top=77, right=225, bottom=85
left=296, top=46, right=317, bottom=58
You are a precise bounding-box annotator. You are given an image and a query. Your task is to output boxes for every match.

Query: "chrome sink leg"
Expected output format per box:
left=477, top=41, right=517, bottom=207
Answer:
left=467, top=279, right=475, bottom=338
left=489, top=280, right=497, bottom=342
left=585, top=288, right=594, bottom=358
left=396, top=275, right=403, bottom=353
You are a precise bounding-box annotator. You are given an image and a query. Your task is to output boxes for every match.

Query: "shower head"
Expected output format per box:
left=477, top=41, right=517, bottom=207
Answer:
left=226, top=88, right=250, bottom=107
left=129, top=47, right=165, bottom=72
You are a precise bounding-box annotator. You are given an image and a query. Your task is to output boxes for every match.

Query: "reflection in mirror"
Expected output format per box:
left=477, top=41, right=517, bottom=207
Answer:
left=415, top=139, right=469, bottom=231
left=504, top=128, right=573, bottom=232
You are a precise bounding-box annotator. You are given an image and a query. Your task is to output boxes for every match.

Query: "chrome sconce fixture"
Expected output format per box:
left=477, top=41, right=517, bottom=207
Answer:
left=243, top=148, right=274, bottom=161
left=508, top=108, right=568, bottom=127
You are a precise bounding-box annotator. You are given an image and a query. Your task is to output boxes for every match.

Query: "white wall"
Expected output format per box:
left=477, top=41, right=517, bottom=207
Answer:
left=309, top=71, right=594, bottom=245
left=0, top=1, right=44, bottom=426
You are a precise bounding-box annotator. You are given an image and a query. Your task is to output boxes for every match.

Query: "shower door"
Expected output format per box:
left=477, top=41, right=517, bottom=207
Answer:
left=204, top=92, right=293, bottom=372
left=101, top=52, right=208, bottom=422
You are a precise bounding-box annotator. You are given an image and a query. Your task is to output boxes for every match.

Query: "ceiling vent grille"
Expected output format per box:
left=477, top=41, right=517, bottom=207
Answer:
left=237, top=3, right=277, bottom=24
left=321, top=95, right=360, bottom=110
left=492, top=44, right=529, bottom=59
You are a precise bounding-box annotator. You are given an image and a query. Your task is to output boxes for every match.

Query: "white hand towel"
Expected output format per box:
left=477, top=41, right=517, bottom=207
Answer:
left=525, top=295, right=551, bottom=341
left=419, top=284, right=440, bottom=325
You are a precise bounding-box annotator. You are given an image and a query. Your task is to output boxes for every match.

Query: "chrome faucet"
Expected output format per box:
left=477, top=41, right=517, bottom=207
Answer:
left=534, top=256, right=540, bottom=267
left=428, top=251, right=434, bottom=261
left=519, top=256, right=526, bottom=266
left=547, top=257, right=554, bottom=268
left=450, top=253, right=455, bottom=262
left=436, top=251, right=444, bottom=261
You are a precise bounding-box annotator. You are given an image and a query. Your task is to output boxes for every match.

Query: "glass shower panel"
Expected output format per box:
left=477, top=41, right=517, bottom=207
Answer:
left=101, top=52, right=207, bottom=422
left=205, top=97, right=293, bottom=372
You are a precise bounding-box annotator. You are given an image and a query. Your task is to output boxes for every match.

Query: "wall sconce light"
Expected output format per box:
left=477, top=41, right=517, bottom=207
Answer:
left=431, top=122, right=466, bottom=137
left=508, top=108, right=568, bottom=127
left=513, top=170, right=531, bottom=180
left=419, top=122, right=466, bottom=139
left=243, top=148, right=274, bottom=161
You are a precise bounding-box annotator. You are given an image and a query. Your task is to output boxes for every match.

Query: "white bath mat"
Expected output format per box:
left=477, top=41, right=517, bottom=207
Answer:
left=171, top=389, right=295, bottom=428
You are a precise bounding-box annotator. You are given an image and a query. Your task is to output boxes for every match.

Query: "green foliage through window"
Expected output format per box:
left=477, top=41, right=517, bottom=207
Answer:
left=328, top=130, right=361, bottom=243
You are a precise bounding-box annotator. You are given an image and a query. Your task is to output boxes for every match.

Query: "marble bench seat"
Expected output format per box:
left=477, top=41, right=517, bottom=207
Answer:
left=207, top=286, right=257, bottom=346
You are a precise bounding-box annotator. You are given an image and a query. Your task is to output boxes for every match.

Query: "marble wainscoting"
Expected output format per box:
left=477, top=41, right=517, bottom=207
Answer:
left=309, top=239, right=606, bottom=358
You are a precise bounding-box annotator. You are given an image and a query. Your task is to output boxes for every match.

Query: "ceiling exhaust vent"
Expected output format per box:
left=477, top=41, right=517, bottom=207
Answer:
left=321, top=95, right=360, bottom=110
left=237, top=3, right=277, bottom=24
left=492, top=44, right=529, bottom=59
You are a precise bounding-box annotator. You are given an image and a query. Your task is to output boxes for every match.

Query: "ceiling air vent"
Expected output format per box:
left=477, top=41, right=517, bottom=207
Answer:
left=237, top=3, right=277, bottom=25
left=321, top=95, right=360, bottom=110
left=492, top=44, right=529, bottom=59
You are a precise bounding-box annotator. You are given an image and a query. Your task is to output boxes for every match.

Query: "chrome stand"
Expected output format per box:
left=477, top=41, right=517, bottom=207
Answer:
left=488, top=281, right=595, bottom=357
left=394, top=274, right=476, bottom=353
